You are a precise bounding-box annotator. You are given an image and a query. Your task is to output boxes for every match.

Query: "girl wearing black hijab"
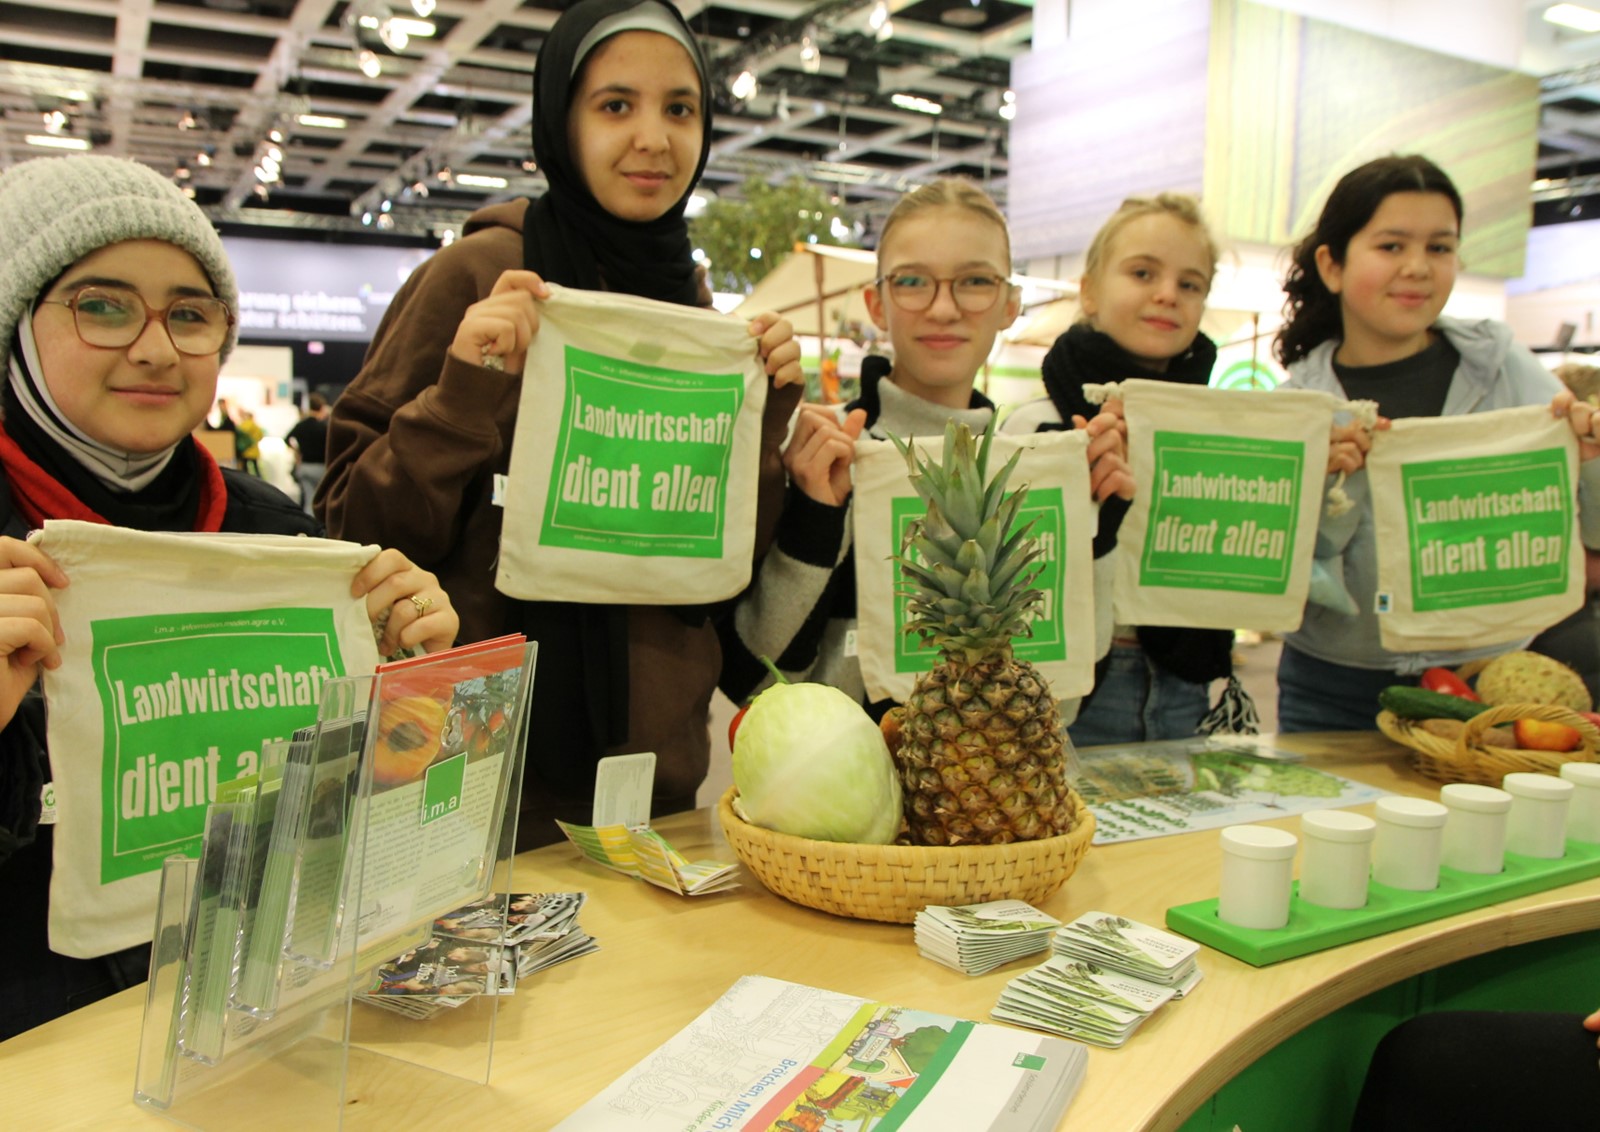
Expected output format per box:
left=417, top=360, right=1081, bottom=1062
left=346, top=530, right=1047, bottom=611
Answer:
left=321, top=0, right=804, bottom=851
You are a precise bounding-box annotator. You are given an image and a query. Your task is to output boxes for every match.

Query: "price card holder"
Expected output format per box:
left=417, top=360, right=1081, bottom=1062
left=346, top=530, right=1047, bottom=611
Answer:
left=132, top=639, right=537, bottom=1129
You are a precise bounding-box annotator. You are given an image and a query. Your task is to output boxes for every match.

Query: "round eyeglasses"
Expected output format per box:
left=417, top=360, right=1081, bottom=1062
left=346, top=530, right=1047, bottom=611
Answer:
left=40, top=285, right=233, bottom=357
left=876, top=272, right=1011, bottom=313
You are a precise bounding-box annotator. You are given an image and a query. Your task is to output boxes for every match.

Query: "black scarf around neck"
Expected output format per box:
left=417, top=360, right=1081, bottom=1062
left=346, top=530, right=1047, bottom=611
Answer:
left=1041, top=322, right=1217, bottom=426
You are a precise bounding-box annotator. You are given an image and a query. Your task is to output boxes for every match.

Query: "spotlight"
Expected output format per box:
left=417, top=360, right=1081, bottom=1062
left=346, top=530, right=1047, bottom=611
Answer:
left=411, top=0, right=435, bottom=14
left=799, top=34, right=821, bottom=75
left=378, top=19, right=409, bottom=51
left=358, top=48, right=382, bottom=78
left=730, top=69, right=758, bottom=101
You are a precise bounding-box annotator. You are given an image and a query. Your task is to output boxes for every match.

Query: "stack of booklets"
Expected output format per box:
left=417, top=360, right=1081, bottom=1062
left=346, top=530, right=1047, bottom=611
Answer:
left=992, top=911, right=1201, bottom=1048
left=552, top=974, right=1087, bottom=1131
left=361, top=891, right=598, bottom=1019
left=914, top=900, right=1061, bottom=975
left=1053, top=911, right=1202, bottom=993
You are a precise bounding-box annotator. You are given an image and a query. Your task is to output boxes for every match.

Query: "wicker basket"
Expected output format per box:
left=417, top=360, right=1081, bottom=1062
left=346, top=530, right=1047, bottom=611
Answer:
left=715, top=787, right=1095, bottom=924
left=1376, top=701, right=1600, bottom=786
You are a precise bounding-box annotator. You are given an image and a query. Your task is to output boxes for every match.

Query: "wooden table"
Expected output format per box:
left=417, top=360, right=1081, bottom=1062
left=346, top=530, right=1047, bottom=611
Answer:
left=4, top=732, right=1598, bottom=1130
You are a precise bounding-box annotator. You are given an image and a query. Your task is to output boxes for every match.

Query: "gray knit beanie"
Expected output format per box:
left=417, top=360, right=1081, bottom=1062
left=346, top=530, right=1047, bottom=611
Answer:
left=0, top=154, right=239, bottom=374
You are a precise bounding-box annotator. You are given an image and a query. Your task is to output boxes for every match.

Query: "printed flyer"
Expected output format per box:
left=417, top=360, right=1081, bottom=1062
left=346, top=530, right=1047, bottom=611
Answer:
left=553, top=975, right=1086, bottom=1132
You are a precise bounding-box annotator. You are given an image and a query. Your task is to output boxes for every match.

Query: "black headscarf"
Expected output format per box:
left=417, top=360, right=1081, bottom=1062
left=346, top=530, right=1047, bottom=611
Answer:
left=524, top=0, right=711, bottom=304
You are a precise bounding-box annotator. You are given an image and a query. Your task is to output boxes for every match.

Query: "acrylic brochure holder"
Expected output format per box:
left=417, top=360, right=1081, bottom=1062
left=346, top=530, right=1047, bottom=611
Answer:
left=133, top=637, right=536, bottom=1130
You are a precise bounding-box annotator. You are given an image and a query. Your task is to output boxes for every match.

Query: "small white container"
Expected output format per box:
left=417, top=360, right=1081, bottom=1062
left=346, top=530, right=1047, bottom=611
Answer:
left=1299, top=810, right=1376, bottom=909
left=1559, top=763, right=1600, bottom=844
left=1440, top=783, right=1512, bottom=874
left=1372, top=797, right=1447, bottom=891
left=1218, top=824, right=1298, bottom=930
left=1502, top=772, right=1574, bottom=859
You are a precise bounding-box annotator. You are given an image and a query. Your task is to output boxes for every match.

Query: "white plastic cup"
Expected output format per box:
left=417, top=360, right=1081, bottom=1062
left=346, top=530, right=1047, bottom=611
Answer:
left=1560, top=763, right=1600, bottom=844
left=1372, top=797, right=1447, bottom=891
left=1503, top=772, right=1574, bottom=859
left=1218, top=824, right=1298, bottom=930
left=1299, top=810, right=1376, bottom=910
left=1440, top=783, right=1512, bottom=874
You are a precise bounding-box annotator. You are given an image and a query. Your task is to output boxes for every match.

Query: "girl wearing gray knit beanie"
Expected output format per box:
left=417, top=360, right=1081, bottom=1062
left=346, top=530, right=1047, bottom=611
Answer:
left=0, top=154, right=463, bottom=1041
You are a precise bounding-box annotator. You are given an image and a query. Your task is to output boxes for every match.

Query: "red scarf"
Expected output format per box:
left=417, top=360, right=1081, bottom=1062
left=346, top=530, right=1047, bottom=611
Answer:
left=0, top=422, right=227, bottom=532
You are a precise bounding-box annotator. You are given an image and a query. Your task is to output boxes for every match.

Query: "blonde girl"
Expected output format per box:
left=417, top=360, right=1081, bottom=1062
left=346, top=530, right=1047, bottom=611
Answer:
left=1005, top=193, right=1244, bottom=745
left=719, top=178, right=1129, bottom=710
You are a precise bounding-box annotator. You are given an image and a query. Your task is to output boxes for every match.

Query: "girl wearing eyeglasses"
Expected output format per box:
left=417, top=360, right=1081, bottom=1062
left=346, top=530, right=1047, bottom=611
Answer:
left=718, top=178, right=1131, bottom=712
left=1002, top=193, right=1250, bottom=745
left=0, top=154, right=458, bottom=1040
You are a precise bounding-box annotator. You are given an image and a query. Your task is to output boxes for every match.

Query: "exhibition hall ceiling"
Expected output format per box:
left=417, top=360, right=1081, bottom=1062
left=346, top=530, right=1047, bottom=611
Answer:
left=2, top=0, right=1600, bottom=238
left=0, top=0, right=1025, bottom=236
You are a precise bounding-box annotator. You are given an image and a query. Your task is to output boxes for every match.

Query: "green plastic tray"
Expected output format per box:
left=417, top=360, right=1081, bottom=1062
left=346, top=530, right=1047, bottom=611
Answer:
left=1165, top=838, right=1600, bottom=967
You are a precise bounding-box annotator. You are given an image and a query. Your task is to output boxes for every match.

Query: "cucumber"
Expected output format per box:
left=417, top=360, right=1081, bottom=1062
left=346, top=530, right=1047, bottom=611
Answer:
left=1378, top=685, right=1485, bottom=722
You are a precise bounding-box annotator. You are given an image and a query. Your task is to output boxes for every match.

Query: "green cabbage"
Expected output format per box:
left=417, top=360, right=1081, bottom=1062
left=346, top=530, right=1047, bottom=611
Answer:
left=732, top=682, right=902, bottom=844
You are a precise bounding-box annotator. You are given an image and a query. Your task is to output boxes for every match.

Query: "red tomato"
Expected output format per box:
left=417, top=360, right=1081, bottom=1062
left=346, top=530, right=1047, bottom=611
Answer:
left=1419, top=667, right=1481, bottom=702
left=728, top=704, right=750, bottom=749
left=1514, top=717, right=1583, bottom=752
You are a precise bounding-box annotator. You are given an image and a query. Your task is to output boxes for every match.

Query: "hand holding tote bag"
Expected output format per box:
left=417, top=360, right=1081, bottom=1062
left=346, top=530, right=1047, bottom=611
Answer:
left=853, top=429, right=1097, bottom=703
left=1113, top=379, right=1337, bottom=632
left=1367, top=405, right=1584, bottom=651
left=32, top=520, right=381, bottom=959
left=496, top=285, right=770, bottom=605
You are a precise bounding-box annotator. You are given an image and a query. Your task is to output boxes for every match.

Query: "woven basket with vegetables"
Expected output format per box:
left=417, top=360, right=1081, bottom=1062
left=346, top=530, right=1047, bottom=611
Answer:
left=720, top=421, right=1093, bottom=922
left=1375, top=651, right=1600, bottom=786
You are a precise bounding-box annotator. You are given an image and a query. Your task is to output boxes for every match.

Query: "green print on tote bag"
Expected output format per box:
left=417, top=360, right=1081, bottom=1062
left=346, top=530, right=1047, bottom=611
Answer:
left=541, top=345, right=744, bottom=558
left=1402, top=447, right=1571, bottom=612
left=496, top=285, right=768, bottom=606
left=891, top=488, right=1069, bottom=674
left=1139, top=431, right=1303, bottom=594
left=1366, top=404, right=1583, bottom=652
left=853, top=430, right=1096, bottom=704
left=91, top=608, right=345, bottom=885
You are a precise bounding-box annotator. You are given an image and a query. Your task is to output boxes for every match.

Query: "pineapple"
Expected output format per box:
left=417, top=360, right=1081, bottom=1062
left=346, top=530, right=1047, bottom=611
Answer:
left=889, top=420, right=1079, bottom=846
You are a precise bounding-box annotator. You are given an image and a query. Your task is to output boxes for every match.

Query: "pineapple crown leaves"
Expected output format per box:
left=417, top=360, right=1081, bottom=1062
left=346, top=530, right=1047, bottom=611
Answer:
left=888, top=418, right=1048, bottom=661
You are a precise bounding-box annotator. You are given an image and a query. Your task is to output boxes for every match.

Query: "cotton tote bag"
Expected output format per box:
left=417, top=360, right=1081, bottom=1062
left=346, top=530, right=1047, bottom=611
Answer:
left=32, top=520, right=381, bottom=959
left=1366, top=404, right=1584, bottom=652
left=1113, top=379, right=1337, bottom=632
left=852, top=429, right=1097, bottom=703
left=496, top=285, right=770, bottom=605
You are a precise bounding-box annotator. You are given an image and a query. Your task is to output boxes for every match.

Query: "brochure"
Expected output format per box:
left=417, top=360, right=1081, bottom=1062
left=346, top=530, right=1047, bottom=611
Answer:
left=556, top=820, right=740, bottom=895
left=1075, top=736, right=1389, bottom=844
left=344, top=635, right=534, bottom=945
left=553, top=974, right=1087, bottom=1131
